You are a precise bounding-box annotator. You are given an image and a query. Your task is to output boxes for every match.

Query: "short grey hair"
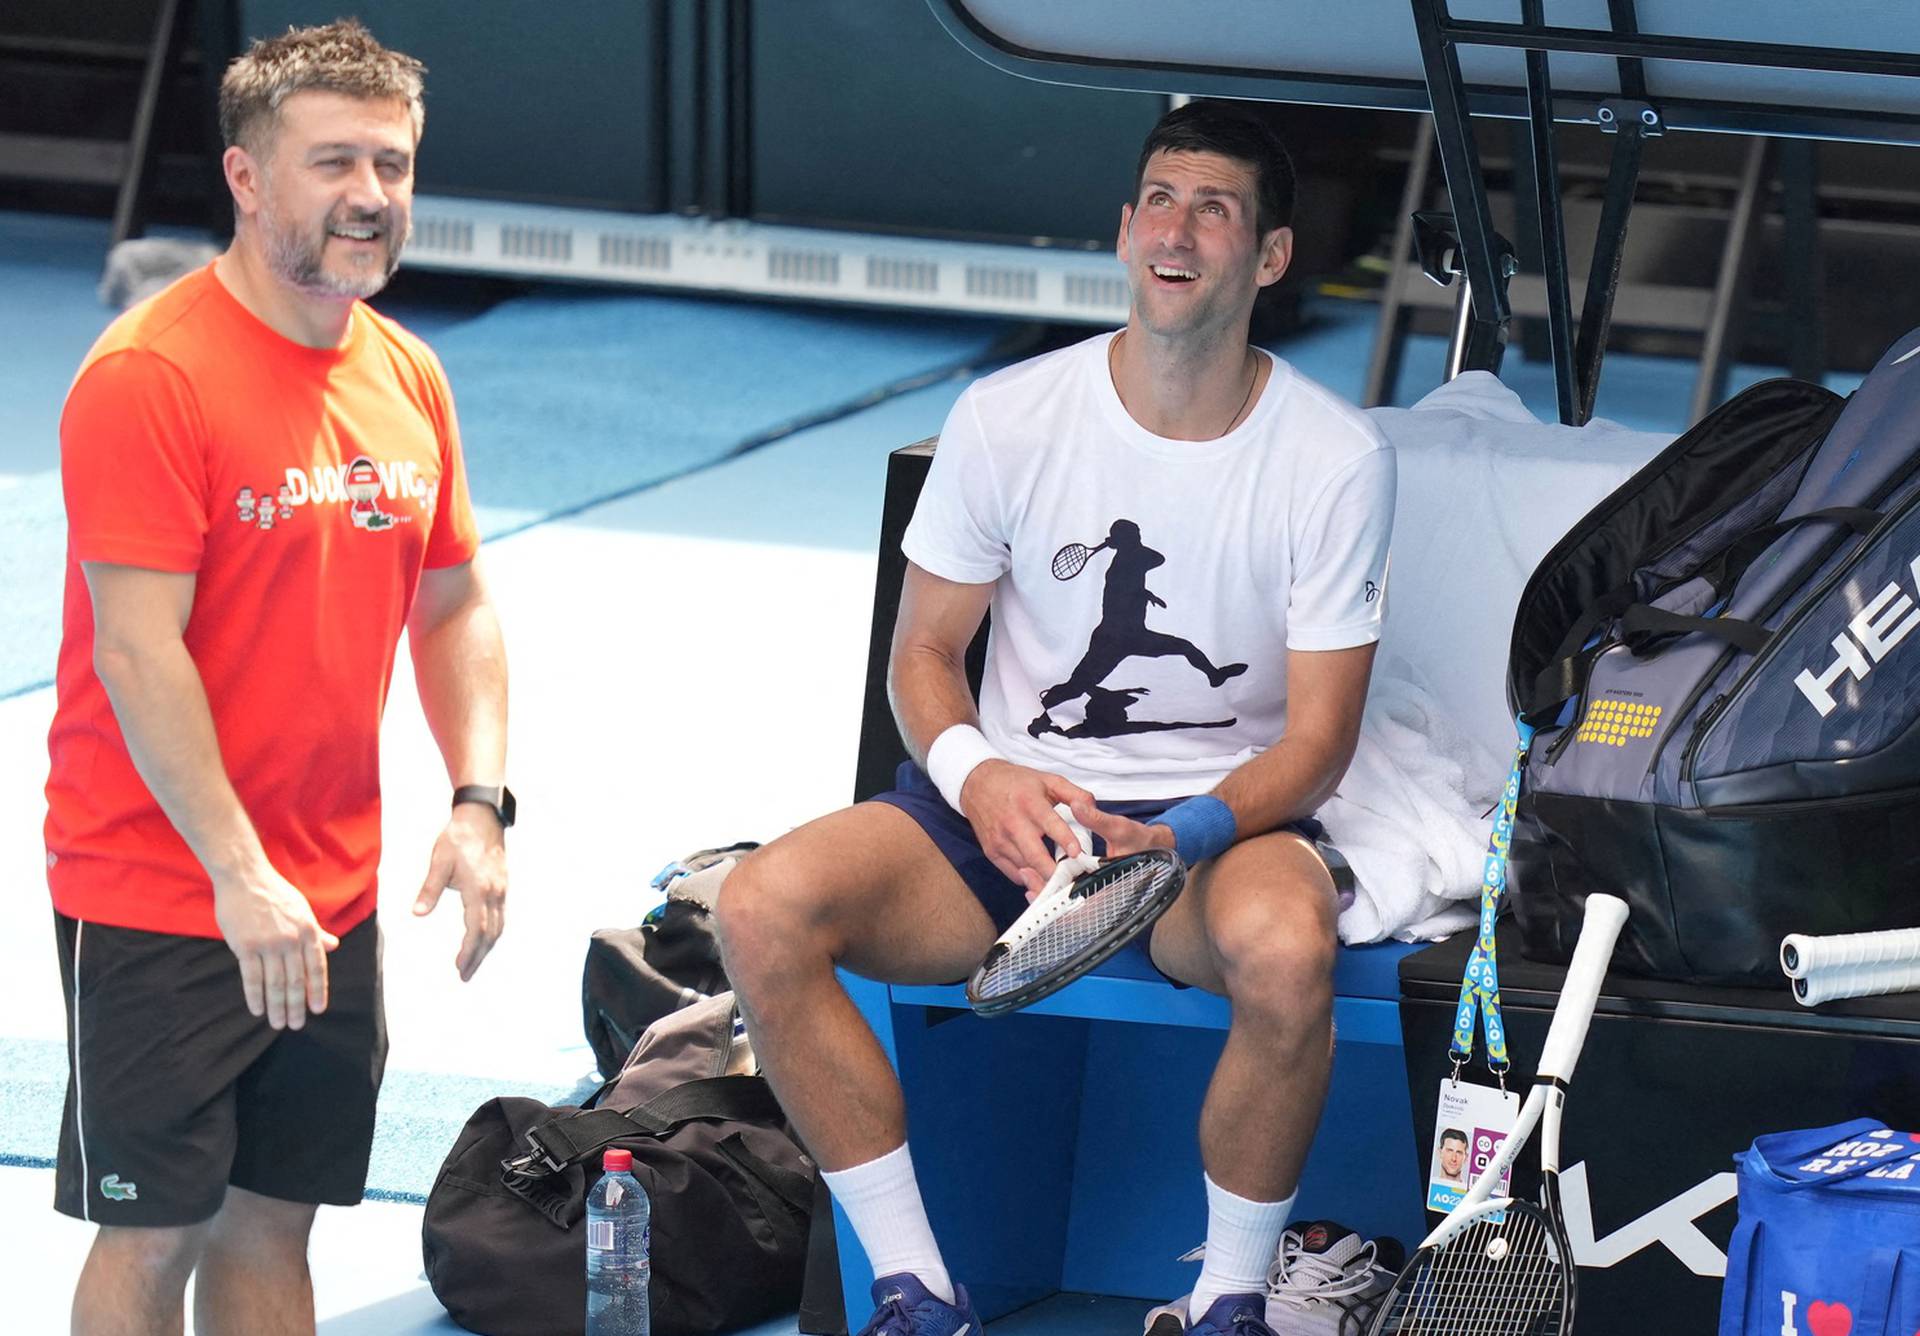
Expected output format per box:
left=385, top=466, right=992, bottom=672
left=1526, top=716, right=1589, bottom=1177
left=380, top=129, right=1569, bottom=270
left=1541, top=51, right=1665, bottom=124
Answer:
left=218, top=18, right=425, bottom=155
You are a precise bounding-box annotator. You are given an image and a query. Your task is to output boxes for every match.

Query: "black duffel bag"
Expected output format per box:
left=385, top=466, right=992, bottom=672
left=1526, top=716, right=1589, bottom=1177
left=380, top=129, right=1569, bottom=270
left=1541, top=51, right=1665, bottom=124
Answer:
left=581, top=843, right=754, bottom=1077
left=423, top=992, right=813, bottom=1336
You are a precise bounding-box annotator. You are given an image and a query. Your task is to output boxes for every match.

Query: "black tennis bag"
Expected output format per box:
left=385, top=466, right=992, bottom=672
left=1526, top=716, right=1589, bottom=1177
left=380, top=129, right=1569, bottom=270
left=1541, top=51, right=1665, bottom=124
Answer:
left=581, top=843, right=755, bottom=1077
left=1507, top=329, right=1920, bottom=985
left=423, top=992, right=814, bottom=1336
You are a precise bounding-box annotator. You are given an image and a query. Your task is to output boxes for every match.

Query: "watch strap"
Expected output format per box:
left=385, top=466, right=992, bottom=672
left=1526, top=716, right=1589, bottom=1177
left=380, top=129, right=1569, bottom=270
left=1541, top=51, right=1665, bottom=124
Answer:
left=452, top=783, right=515, bottom=829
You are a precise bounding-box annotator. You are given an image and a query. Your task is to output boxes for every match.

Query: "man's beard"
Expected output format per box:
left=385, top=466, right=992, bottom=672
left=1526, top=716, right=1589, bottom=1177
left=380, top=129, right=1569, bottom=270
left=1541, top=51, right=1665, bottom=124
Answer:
left=261, top=198, right=409, bottom=300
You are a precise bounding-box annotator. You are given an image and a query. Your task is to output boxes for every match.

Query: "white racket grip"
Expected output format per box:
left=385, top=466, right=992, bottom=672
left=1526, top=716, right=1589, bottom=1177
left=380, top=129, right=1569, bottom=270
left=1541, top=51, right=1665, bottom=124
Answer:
left=1051, top=802, right=1094, bottom=861
left=1535, top=894, right=1628, bottom=1084
left=992, top=848, right=1100, bottom=948
left=1782, top=928, right=1920, bottom=979
left=1793, top=957, right=1920, bottom=1006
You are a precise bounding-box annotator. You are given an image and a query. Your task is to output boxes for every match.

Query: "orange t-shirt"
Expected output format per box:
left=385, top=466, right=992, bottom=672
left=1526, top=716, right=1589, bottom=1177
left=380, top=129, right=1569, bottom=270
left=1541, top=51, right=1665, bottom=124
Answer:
left=45, top=263, right=480, bottom=939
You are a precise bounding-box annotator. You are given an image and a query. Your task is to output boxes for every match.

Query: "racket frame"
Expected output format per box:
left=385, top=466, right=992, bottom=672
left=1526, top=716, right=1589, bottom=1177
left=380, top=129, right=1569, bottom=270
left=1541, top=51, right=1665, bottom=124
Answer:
left=966, top=848, right=1187, bottom=1017
left=1049, top=539, right=1104, bottom=580
left=1370, top=893, right=1628, bottom=1335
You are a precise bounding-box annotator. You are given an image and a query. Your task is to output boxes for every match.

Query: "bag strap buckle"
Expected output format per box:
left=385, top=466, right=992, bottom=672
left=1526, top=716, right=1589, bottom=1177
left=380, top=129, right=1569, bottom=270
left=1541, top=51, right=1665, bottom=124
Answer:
left=499, top=1149, right=557, bottom=1187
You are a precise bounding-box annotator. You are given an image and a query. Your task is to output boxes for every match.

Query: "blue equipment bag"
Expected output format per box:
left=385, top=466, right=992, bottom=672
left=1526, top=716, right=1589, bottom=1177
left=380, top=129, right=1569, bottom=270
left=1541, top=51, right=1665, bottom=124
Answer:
left=1507, top=326, right=1920, bottom=984
left=1719, top=1119, right=1920, bottom=1336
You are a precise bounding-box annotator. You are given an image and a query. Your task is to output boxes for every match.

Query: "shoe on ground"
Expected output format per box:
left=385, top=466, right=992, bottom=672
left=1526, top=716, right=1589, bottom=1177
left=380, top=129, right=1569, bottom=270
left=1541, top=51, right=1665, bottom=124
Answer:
left=1144, top=1296, right=1188, bottom=1336
left=1264, top=1220, right=1404, bottom=1335
left=856, top=1272, right=982, bottom=1336
left=1143, top=1291, right=1279, bottom=1334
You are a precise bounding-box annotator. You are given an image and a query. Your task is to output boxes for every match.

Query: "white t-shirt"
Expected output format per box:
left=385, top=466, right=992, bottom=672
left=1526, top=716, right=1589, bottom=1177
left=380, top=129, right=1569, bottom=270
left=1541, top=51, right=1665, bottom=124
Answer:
left=902, top=331, right=1396, bottom=800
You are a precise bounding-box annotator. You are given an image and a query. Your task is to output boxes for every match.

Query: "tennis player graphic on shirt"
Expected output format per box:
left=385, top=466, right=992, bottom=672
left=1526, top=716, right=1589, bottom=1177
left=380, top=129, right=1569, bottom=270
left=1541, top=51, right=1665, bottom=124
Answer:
left=1029, top=517, right=1248, bottom=738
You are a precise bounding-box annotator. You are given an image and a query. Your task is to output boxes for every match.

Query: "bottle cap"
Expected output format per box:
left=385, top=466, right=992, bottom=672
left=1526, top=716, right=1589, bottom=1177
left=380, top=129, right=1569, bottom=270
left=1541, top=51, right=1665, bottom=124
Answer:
left=603, top=1148, right=633, bottom=1172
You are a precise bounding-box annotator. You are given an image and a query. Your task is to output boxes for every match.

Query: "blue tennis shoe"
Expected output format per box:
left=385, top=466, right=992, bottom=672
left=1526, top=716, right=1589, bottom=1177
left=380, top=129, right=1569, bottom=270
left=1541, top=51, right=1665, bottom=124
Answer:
left=855, top=1272, right=982, bottom=1336
left=1143, top=1292, right=1277, bottom=1335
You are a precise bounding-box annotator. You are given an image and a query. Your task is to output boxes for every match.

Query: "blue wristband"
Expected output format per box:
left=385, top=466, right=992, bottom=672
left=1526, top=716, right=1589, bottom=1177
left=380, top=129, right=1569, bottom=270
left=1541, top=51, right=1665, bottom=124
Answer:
left=1154, top=796, right=1237, bottom=865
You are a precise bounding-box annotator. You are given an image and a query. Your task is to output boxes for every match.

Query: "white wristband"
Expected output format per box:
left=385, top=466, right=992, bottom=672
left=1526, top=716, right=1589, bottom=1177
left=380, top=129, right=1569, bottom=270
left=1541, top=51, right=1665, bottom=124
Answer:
left=926, top=724, right=1001, bottom=814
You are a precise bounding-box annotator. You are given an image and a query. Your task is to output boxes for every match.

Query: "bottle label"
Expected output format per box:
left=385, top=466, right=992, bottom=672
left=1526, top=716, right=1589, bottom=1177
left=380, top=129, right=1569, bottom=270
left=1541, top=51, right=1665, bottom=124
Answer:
left=588, top=1220, right=615, bottom=1252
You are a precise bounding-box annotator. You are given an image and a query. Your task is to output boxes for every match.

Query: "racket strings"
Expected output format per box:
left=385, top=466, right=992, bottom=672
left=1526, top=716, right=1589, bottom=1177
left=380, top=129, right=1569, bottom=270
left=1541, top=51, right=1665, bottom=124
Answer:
left=973, top=858, right=1177, bottom=999
left=1377, top=1208, right=1565, bottom=1336
left=1051, top=543, right=1093, bottom=579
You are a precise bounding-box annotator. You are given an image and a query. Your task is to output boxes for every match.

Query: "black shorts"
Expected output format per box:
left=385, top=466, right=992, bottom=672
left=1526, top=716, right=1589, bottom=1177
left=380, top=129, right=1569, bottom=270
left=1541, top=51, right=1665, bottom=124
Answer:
left=54, top=910, right=387, bottom=1227
left=870, top=762, right=1347, bottom=980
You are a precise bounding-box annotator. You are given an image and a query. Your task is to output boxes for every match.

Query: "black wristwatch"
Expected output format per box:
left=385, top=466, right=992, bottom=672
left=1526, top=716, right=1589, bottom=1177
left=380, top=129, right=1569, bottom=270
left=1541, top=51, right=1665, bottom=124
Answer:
left=452, top=784, right=516, bottom=830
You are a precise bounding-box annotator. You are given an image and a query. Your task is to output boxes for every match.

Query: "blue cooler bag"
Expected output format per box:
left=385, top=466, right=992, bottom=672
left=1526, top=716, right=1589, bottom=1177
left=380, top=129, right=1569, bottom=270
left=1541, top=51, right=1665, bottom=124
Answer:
left=1720, top=1119, right=1920, bottom=1336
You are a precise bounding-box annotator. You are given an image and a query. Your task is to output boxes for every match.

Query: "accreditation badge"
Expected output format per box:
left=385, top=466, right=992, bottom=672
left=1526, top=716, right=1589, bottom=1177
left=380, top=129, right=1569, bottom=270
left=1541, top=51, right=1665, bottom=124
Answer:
left=1428, top=1077, right=1520, bottom=1214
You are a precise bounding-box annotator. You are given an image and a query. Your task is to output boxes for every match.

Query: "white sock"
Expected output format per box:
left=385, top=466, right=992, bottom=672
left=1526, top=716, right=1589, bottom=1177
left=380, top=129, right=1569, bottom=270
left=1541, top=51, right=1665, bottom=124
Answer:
left=822, top=1142, right=956, bottom=1306
left=1190, top=1173, right=1295, bottom=1321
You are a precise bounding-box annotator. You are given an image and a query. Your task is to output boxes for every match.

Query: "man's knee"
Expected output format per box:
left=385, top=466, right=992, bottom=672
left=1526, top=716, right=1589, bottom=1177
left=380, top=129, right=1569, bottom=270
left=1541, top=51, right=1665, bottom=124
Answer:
left=206, top=1187, right=316, bottom=1256
left=1206, top=845, right=1337, bottom=1020
left=88, top=1220, right=209, bottom=1290
left=713, top=837, right=843, bottom=982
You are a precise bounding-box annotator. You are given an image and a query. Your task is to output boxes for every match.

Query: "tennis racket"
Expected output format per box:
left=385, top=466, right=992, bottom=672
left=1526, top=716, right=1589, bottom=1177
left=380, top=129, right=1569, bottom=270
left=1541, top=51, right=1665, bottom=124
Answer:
left=967, top=846, right=1187, bottom=1017
left=1051, top=540, right=1106, bottom=580
left=1368, top=892, right=1629, bottom=1336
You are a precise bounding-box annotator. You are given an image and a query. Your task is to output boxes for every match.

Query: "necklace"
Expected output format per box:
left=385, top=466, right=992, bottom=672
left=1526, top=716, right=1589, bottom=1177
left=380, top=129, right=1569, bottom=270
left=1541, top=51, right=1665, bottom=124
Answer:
left=1109, top=330, right=1259, bottom=439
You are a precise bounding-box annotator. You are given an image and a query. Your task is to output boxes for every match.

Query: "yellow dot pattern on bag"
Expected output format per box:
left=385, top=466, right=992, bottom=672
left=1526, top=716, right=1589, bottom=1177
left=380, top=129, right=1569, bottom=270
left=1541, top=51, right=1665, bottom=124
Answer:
left=1576, top=698, right=1662, bottom=747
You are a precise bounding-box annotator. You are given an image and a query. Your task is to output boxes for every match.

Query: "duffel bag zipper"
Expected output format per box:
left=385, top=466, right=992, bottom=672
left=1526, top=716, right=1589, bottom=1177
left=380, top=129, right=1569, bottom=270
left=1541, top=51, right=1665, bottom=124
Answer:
left=1683, top=487, right=1920, bottom=789
left=1701, top=784, right=1920, bottom=818
left=1509, top=383, right=1839, bottom=706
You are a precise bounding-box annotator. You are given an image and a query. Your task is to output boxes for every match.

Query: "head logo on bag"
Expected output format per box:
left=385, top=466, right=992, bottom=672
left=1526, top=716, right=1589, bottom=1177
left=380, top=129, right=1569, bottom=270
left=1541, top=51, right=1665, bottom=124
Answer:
left=1793, top=554, right=1920, bottom=717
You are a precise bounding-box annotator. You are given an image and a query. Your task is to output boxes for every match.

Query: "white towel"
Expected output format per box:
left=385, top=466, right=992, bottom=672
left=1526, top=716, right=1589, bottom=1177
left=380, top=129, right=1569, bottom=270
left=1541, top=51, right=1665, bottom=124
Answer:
left=1327, top=659, right=1506, bottom=944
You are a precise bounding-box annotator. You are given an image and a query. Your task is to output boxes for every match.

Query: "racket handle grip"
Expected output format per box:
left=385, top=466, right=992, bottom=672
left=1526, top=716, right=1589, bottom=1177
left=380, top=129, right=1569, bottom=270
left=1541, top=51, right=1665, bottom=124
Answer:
left=1793, top=958, right=1920, bottom=1006
left=1536, top=893, right=1628, bottom=1083
left=1781, top=927, right=1920, bottom=978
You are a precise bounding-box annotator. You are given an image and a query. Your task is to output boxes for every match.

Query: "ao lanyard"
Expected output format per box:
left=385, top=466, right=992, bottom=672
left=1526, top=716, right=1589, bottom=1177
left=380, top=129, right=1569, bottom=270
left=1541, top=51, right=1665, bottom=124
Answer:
left=1449, top=720, right=1535, bottom=1082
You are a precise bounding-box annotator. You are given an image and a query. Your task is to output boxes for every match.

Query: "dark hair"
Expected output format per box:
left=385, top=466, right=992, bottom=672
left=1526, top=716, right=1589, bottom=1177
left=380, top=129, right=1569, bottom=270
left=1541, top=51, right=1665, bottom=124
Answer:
left=1134, top=100, right=1296, bottom=235
left=1440, top=1128, right=1468, bottom=1148
left=220, top=18, right=426, bottom=155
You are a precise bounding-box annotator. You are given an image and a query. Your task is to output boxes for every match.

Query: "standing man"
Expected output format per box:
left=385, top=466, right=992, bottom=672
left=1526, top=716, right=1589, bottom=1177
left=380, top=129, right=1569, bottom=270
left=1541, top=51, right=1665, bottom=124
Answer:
left=46, top=21, right=511, bottom=1335
left=716, top=100, right=1394, bottom=1336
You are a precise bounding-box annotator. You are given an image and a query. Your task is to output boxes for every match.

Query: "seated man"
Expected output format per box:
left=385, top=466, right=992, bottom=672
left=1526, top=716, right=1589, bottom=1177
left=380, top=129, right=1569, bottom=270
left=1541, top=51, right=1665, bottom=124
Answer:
left=715, top=100, right=1394, bottom=1336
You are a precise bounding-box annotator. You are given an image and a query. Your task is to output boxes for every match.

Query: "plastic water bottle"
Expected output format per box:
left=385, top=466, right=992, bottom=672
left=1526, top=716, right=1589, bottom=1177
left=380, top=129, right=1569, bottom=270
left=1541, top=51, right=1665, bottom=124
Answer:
left=585, top=1147, right=650, bottom=1335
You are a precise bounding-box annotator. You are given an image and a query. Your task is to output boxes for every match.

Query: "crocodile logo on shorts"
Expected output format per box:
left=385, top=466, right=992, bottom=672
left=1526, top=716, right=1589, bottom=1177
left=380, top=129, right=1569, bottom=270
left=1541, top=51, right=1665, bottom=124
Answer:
left=99, top=1174, right=138, bottom=1202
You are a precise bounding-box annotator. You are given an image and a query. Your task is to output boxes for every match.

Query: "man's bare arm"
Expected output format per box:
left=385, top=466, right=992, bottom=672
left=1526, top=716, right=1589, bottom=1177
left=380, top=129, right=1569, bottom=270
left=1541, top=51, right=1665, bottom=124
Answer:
left=888, top=561, right=1090, bottom=891
left=1213, top=641, right=1376, bottom=836
left=1076, top=642, right=1377, bottom=856
left=406, top=557, right=509, bottom=981
left=887, top=561, right=995, bottom=767
left=408, top=558, right=508, bottom=788
left=84, top=561, right=334, bottom=1029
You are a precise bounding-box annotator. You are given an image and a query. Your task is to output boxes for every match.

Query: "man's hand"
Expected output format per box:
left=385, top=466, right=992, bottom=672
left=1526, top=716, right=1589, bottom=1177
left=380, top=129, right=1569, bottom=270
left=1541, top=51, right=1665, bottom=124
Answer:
left=412, top=804, right=508, bottom=981
left=1072, top=801, right=1177, bottom=860
left=959, top=759, right=1096, bottom=897
left=213, top=869, right=339, bottom=1031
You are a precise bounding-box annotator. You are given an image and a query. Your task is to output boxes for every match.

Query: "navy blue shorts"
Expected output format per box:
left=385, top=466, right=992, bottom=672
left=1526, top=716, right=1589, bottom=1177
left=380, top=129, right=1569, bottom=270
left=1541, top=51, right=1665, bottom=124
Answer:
left=871, top=762, right=1337, bottom=983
